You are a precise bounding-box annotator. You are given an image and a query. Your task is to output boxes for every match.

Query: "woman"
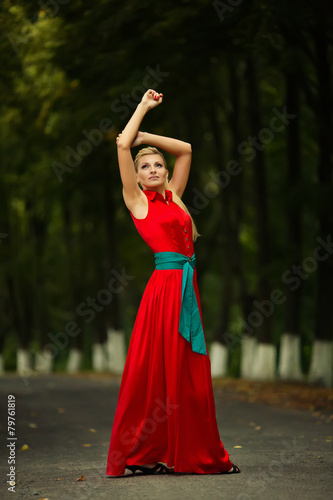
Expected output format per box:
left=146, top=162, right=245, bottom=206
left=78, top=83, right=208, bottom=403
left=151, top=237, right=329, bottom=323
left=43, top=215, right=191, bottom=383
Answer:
left=106, top=89, right=240, bottom=476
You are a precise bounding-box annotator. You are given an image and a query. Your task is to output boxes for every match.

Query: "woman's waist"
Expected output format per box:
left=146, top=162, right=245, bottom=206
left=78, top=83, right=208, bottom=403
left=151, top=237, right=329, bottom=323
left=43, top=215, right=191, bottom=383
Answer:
left=149, top=245, right=194, bottom=256
left=154, top=251, right=195, bottom=269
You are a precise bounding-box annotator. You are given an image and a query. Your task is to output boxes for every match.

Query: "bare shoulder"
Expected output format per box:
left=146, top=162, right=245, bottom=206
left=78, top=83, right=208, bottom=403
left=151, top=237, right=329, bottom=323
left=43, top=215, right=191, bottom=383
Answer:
left=123, top=189, right=149, bottom=219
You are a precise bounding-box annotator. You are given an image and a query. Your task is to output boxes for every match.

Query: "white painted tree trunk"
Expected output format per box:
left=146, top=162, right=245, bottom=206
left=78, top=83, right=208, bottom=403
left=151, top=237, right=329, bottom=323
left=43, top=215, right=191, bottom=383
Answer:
left=251, top=343, right=276, bottom=381
left=66, top=348, right=82, bottom=373
left=107, top=328, right=126, bottom=374
left=240, top=337, right=258, bottom=379
left=210, top=341, right=228, bottom=377
left=92, top=343, right=108, bottom=372
left=308, top=340, right=333, bottom=387
left=0, top=353, right=4, bottom=374
left=17, top=348, right=33, bottom=376
left=34, top=349, right=53, bottom=374
left=278, top=333, right=303, bottom=381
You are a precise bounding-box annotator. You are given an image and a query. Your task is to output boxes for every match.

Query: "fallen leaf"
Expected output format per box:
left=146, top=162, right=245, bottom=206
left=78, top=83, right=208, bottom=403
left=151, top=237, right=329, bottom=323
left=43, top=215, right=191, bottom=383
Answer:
left=57, top=408, right=65, bottom=414
left=255, top=426, right=261, bottom=431
left=21, top=444, right=29, bottom=451
left=233, top=445, right=243, bottom=449
left=29, top=423, right=38, bottom=429
left=89, top=428, right=97, bottom=433
left=83, top=444, right=91, bottom=447
left=55, top=478, right=62, bottom=481
left=77, top=476, right=85, bottom=482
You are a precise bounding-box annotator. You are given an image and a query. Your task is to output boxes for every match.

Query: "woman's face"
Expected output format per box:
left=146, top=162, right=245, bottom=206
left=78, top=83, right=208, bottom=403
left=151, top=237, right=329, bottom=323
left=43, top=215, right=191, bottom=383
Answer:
left=136, top=154, right=168, bottom=190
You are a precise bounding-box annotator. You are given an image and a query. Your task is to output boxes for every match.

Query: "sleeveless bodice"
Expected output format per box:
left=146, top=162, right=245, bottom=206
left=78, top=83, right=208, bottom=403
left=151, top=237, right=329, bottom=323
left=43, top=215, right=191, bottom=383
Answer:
left=129, top=190, right=194, bottom=257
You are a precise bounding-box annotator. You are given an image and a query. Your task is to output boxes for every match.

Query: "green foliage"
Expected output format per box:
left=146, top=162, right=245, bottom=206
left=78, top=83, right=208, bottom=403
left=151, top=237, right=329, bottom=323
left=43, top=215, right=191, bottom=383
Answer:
left=0, top=0, right=332, bottom=371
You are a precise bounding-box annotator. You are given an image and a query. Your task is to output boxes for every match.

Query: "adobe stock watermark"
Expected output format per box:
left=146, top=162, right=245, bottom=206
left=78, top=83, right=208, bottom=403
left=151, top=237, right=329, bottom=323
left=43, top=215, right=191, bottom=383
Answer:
left=222, top=234, right=333, bottom=352
left=7, top=1, right=72, bottom=54
left=187, top=106, right=296, bottom=215
left=51, top=65, right=169, bottom=182
left=108, top=396, right=180, bottom=470
left=236, top=438, right=305, bottom=499
left=213, top=0, right=244, bottom=23
left=23, top=266, right=135, bottom=379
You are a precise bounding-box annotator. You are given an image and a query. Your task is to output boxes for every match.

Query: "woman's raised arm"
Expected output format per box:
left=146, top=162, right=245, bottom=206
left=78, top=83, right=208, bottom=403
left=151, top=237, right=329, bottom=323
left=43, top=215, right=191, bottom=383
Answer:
left=116, top=89, right=163, bottom=209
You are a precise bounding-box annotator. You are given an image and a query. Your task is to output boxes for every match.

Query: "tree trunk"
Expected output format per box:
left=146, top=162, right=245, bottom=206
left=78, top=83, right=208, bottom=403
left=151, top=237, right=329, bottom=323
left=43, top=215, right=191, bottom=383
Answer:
left=92, top=341, right=108, bottom=372
left=207, top=99, right=232, bottom=377
left=0, top=185, right=10, bottom=374
left=31, top=213, right=53, bottom=373
left=309, top=13, right=333, bottom=386
left=309, top=341, right=332, bottom=387
left=244, top=58, right=276, bottom=380
left=67, top=348, right=83, bottom=374
left=278, top=71, right=303, bottom=381
left=227, top=58, right=256, bottom=377
left=240, top=337, right=258, bottom=379
left=62, top=199, right=83, bottom=372
left=106, top=327, right=126, bottom=375
left=102, top=160, right=126, bottom=374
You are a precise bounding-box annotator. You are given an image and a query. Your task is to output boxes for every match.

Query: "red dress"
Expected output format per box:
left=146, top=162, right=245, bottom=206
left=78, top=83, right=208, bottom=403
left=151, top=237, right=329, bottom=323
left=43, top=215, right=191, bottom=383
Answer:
left=106, top=189, right=232, bottom=475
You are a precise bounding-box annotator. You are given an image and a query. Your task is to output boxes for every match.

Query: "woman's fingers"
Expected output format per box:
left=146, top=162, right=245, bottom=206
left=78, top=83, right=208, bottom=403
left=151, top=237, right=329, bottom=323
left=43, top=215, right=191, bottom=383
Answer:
left=152, top=90, right=163, bottom=100
left=141, top=89, right=163, bottom=109
left=146, top=89, right=163, bottom=101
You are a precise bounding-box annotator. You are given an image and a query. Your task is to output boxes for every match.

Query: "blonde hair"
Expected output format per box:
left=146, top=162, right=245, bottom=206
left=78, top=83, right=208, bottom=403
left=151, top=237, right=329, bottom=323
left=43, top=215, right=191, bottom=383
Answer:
left=134, top=147, right=200, bottom=242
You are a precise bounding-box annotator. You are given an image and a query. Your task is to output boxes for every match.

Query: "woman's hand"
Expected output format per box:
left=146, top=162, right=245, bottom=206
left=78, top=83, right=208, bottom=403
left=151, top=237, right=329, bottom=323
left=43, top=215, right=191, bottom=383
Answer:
left=116, top=131, right=144, bottom=148
left=141, top=89, right=163, bottom=110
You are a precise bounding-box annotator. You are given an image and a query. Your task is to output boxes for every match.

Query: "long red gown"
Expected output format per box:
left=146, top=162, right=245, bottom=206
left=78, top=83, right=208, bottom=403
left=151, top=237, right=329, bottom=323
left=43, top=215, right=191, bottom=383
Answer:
left=106, top=189, right=232, bottom=476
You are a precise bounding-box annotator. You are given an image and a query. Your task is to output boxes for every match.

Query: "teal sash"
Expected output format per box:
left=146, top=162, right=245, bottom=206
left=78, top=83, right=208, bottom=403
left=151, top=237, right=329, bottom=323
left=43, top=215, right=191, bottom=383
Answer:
left=154, top=251, right=207, bottom=355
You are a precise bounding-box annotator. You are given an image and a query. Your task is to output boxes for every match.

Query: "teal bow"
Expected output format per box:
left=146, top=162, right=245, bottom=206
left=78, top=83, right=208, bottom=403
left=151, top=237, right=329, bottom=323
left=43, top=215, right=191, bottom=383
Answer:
left=154, top=251, right=207, bottom=355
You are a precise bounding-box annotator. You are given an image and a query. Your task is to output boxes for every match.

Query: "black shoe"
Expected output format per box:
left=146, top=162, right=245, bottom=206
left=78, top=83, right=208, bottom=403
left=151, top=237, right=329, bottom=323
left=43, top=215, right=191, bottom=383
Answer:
left=220, top=463, right=241, bottom=474
left=127, top=463, right=174, bottom=475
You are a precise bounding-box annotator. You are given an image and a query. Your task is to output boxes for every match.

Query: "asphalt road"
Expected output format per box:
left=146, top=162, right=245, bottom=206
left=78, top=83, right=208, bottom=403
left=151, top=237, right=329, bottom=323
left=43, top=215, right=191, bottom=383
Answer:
left=0, top=373, right=332, bottom=500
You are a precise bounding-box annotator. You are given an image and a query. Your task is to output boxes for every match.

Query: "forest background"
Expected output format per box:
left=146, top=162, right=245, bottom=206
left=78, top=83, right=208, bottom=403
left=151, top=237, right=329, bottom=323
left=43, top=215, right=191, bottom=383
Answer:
left=0, top=0, right=332, bottom=386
